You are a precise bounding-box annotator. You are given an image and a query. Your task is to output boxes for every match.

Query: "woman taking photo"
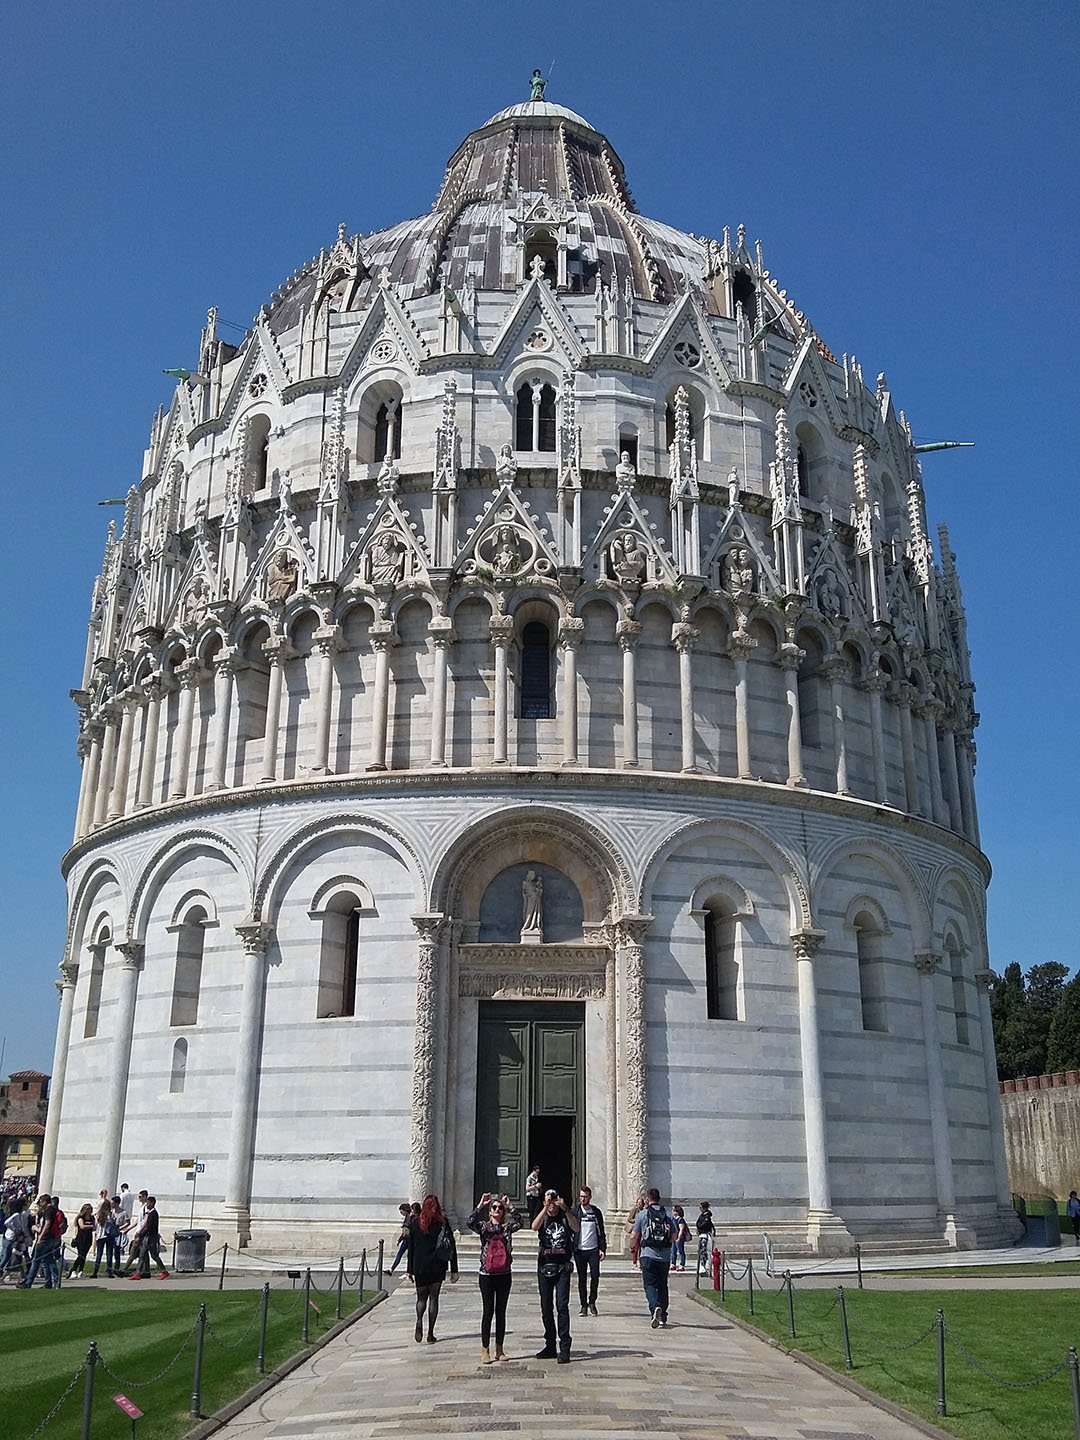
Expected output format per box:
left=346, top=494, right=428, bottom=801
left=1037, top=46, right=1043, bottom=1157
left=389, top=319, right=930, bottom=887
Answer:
left=467, top=1192, right=523, bottom=1364
left=406, top=1194, right=458, bottom=1344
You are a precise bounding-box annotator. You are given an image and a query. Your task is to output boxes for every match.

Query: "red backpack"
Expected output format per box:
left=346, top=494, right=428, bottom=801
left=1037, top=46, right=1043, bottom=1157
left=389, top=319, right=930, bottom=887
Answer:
left=50, top=1209, right=68, bottom=1240
left=485, top=1230, right=509, bottom=1275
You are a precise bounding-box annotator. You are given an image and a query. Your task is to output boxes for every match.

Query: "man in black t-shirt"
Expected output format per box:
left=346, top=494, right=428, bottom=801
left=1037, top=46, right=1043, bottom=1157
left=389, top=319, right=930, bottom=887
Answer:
left=531, top=1190, right=579, bottom=1362
left=18, top=1194, right=61, bottom=1289
left=129, top=1197, right=169, bottom=1280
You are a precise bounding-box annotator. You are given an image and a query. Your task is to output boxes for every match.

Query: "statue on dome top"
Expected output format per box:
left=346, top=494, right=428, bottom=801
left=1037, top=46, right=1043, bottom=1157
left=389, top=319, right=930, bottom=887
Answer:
left=530, top=69, right=546, bottom=101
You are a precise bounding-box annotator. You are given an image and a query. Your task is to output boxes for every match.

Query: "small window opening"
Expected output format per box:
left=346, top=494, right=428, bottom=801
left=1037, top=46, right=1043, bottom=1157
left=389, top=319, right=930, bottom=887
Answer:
left=618, top=432, right=638, bottom=468
left=171, top=907, right=206, bottom=1027
left=317, top=895, right=362, bottom=1019
left=247, top=414, right=271, bottom=492
left=84, top=932, right=109, bottom=1039
left=374, top=399, right=401, bottom=462
left=854, top=912, right=888, bottom=1032
left=515, top=383, right=557, bottom=453
left=948, top=942, right=969, bottom=1046
left=520, top=622, right=552, bottom=719
left=797, top=445, right=809, bottom=492
left=705, top=903, right=740, bottom=1021
left=524, top=229, right=558, bottom=284
left=732, top=271, right=758, bottom=328
left=170, top=1038, right=188, bottom=1094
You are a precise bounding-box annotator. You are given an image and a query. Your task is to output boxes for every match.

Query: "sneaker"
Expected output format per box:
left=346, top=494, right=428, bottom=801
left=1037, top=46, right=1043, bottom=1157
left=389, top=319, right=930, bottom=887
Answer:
left=588, top=1303, right=597, bottom=1316
left=651, top=1307, right=662, bottom=1329
left=426, top=1334, right=437, bottom=1343
left=535, top=1346, right=557, bottom=1359
left=128, top=1274, right=144, bottom=1281
left=156, top=1271, right=169, bottom=1280
left=579, top=1305, right=587, bottom=1316
left=557, top=1352, right=570, bottom=1364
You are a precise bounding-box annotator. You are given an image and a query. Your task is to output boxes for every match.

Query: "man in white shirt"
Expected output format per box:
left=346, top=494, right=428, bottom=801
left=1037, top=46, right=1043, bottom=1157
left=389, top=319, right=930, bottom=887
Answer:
left=572, top=1186, right=607, bottom=1316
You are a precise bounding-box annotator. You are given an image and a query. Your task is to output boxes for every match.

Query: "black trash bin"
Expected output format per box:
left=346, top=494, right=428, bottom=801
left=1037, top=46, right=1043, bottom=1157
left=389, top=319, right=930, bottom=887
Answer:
left=173, top=1229, right=211, bottom=1272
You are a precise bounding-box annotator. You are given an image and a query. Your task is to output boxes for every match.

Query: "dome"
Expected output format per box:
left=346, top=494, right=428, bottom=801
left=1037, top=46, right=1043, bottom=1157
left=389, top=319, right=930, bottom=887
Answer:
left=482, top=99, right=597, bottom=129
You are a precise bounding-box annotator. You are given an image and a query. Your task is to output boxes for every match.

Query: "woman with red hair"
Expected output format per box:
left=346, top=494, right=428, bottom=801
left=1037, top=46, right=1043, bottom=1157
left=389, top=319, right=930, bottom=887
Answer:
left=406, top=1194, right=458, bottom=1343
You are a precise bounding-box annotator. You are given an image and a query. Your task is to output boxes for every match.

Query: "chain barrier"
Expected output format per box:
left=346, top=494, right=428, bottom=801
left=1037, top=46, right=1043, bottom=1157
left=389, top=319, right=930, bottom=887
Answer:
left=943, top=1321, right=1070, bottom=1390
left=723, top=1257, right=751, bottom=1280
left=95, top=1320, right=200, bottom=1389
left=205, top=1300, right=265, bottom=1352
left=844, top=1308, right=937, bottom=1353
left=23, top=1362, right=87, bottom=1440
left=267, top=1289, right=305, bottom=1317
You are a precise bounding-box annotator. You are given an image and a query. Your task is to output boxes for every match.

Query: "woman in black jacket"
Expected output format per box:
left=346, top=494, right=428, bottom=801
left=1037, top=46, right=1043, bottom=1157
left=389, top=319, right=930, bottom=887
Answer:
left=406, top=1194, right=458, bottom=1344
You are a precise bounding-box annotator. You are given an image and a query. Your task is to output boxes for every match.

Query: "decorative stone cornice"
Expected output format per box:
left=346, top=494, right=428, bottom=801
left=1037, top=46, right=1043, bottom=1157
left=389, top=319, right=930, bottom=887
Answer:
left=460, top=971, right=605, bottom=999
left=459, top=942, right=607, bottom=968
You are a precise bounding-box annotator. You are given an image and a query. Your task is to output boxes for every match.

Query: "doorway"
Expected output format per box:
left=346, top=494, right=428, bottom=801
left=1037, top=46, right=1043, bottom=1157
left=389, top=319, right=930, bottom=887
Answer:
left=474, top=1002, right=584, bottom=1207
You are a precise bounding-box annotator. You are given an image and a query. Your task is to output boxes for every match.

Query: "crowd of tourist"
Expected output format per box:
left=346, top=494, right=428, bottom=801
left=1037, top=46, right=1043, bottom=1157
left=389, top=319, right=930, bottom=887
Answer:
left=0, top=1182, right=170, bottom=1288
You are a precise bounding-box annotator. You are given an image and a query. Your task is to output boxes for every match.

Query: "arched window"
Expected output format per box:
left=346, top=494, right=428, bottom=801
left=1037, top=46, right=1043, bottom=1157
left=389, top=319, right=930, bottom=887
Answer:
left=947, top=938, right=969, bottom=1045
left=704, top=900, right=740, bottom=1021
left=796, top=631, right=826, bottom=750
left=83, top=929, right=109, bottom=1039
left=374, top=399, right=401, bottom=462
left=853, top=910, right=888, bottom=1032
left=524, top=229, right=558, bottom=283
left=796, top=445, right=809, bottom=491
left=520, top=621, right=552, bottom=719
left=170, top=905, right=207, bottom=1027
left=617, top=425, right=638, bottom=468
left=515, top=382, right=557, bottom=453
left=170, top=1038, right=188, bottom=1095
left=732, top=270, right=758, bottom=329
left=317, top=892, right=363, bottom=1019
left=247, top=414, right=271, bottom=493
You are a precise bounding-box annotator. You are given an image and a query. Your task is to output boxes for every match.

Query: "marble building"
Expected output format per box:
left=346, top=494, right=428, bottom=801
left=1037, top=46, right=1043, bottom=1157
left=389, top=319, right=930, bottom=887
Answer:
left=43, top=85, right=1019, bottom=1253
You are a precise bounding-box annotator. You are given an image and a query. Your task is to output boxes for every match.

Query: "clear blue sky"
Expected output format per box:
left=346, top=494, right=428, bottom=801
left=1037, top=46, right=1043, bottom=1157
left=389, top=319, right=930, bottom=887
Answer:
left=2, top=1, right=1076, bottom=1073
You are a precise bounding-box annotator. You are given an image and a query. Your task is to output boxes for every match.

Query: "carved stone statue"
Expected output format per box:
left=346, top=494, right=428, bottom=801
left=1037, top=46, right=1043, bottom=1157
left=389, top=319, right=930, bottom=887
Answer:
left=816, top=567, right=845, bottom=617
left=521, top=870, right=544, bottom=943
left=182, top=575, right=210, bottom=627
left=727, top=469, right=741, bottom=508
left=496, top=443, right=518, bottom=486
left=615, top=450, right=636, bottom=490
left=493, top=527, right=521, bottom=576
left=723, top=545, right=756, bottom=595
left=610, top=533, right=646, bottom=585
left=369, top=528, right=406, bottom=587
left=265, top=549, right=299, bottom=602
left=530, top=68, right=546, bottom=101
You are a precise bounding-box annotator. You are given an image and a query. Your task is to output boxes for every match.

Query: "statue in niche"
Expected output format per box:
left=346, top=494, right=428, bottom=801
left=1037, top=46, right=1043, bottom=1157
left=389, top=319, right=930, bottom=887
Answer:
left=722, top=545, right=755, bottom=595
left=369, top=527, right=406, bottom=587
left=265, top=548, right=299, bottom=602
left=816, top=567, right=845, bottom=618
left=182, top=575, right=210, bottom=627
left=615, top=450, right=636, bottom=490
left=493, top=526, right=522, bottom=576
left=496, top=443, right=518, bottom=486
left=727, top=469, right=741, bottom=508
left=610, top=533, right=646, bottom=585
left=521, top=870, right=544, bottom=943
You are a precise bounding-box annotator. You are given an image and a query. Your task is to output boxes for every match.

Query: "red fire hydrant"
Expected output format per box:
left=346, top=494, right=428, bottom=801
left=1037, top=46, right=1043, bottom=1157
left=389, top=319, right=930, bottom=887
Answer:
left=711, top=1246, right=721, bottom=1290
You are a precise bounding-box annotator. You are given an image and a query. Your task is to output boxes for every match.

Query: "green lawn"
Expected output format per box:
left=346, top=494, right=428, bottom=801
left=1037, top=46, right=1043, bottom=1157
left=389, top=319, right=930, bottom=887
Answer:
left=701, top=1283, right=1079, bottom=1440
left=875, top=1261, right=1080, bottom=1278
left=2, top=1283, right=372, bottom=1440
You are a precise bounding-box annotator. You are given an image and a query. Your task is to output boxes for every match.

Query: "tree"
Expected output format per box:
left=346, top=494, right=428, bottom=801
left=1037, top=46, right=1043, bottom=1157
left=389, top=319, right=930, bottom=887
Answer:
left=1046, top=972, right=1080, bottom=1074
left=990, top=962, right=1071, bottom=1079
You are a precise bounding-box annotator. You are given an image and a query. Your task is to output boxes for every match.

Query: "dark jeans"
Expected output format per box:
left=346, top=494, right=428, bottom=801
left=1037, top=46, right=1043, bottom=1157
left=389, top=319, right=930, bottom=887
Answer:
left=478, top=1272, right=512, bottom=1346
left=23, top=1240, right=61, bottom=1289
left=640, top=1254, right=670, bottom=1320
left=575, top=1247, right=600, bottom=1306
left=137, top=1234, right=167, bottom=1277
left=537, top=1263, right=572, bottom=1354
left=93, top=1236, right=120, bottom=1274
left=390, top=1237, right=408, bottom=1271
left=415, top=1280, right=442, bottom=1335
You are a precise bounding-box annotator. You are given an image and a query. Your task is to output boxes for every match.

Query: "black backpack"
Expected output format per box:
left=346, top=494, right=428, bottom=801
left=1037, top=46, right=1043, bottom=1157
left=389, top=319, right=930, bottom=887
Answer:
left=641, top=1205, right=672, bottom=1247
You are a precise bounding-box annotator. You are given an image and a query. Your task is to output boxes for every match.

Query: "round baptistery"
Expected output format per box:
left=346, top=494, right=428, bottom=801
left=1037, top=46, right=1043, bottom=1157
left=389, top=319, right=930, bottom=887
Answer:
left=46, top=85, right=1019, bottom=1255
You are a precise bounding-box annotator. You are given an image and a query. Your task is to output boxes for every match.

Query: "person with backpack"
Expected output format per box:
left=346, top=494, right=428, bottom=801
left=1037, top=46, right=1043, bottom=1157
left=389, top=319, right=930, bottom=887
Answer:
left=1, top=1200, right=33, bottom=1283
left=632, top=1187, right=676, bottom=1328
left=532, top=1189, right=580, bottom=1363
left=695, top=1200, right=716, bottom=1273
left=406, top=1194, right=458, bottom=1344
left=467, top=1192, right=523, bottom=1364
left=18, top=1193, right=66, bottom=1289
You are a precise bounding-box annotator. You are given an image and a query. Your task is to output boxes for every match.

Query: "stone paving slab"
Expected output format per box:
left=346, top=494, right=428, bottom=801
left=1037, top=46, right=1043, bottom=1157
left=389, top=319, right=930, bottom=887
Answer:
left=210, top=1277, right=936, bottom=1440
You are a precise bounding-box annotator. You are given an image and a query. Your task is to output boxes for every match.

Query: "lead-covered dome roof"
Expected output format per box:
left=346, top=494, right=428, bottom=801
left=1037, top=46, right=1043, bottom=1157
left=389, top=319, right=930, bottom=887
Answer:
left=267, top=97, right=715, bottom=329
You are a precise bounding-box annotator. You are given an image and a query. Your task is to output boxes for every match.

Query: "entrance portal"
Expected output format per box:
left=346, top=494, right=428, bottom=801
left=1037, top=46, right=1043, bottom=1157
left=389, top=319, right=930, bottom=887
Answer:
left=474, top=1001, right=584, bottom=1206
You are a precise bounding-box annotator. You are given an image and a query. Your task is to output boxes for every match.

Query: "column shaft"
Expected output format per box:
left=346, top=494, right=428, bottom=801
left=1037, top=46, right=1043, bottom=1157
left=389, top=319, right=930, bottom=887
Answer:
left=733, top=653, right=752, bottom=778
left=674, top=624, right=699, bottom=772
left=920, top=707, right=948, bottom=824
left=208, top=661, right=236, bottom=791
left=171, top=669, right=199, bottom=798
left=76, top=731, right=103, bottom=839
left=940, top=725, right=963, bottom=831
left=957, top=737, right=980, bottom=845
left=829, top=672, right=850, bottom=795
left=916, top=955, right=957, bottom=1215
left=794, top=932, right=832, bottom=1213
left=617, top=619, right=641, bottom=769
left=311, top=638, right=336, bottom=775
left=558, top=621, right=582, bottom=766
left=100, top=944, right=143, bottom=1191
left=39, top=963, right=79, bottom=1193
left=866, top=681, right=889, bottom=804
left=975, top=971, right=1012, bottom=1208
left=135, top=683, right=162, bottom=809
left=223, top=923, right=272, bottom=1243
left=490, top=617, right=513, bottom=766
left=897, top=690, right=920, bottom=814
left=108, top=700, right=137, bottom=818
left=260, top=651, right=286, bottom=783
left=93, top=716, right=119, bottom=826
left=367, top=624, right=395, bottom=770
left=429, top=637, right=451, bottom=767
left=619, top=918, right=652, bottom=1201
left=780, top=647, right=806, bottom=787
left=408, top=917, right=444, bottom=1201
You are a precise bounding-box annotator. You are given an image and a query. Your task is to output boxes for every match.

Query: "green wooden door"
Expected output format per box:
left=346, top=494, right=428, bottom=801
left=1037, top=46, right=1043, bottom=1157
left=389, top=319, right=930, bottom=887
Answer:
left=474, top=1002, right=584, bottom=1205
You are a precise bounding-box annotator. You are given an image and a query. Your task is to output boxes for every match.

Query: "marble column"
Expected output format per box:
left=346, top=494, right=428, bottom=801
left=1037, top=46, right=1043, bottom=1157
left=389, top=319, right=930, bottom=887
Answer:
left=673, top=622, right=700, bottom=773
left=823, top=660, right=851, bottom=796
left=896, top=683, right=921, bottom=815
left=917, top=702, right=949, bottom=825
left=731, top=633, right=755, bottom=779
left=108, top=695, right=137, bottom=819
left=618, top=916, right=653, bottom=1204
left=915, top=953, right=973, bottom=1246
left=558, top=618, right=583, bottom=766
left=74, top=729, right=101, bottom=840
left=957, top=734, right=980, bottom=846
left=617, top=618, right=642, bottom=769
left=792, top=929, right=853, bottom=1253
left=223, top=920, right=273, bottom=1245
left=93, top=707, right=120, bottom=826
left=778, top=643, right=807, bottom=788
left=310, top=626, right=340, bottom=776
left=490, top=616, right=513, bottom=765
left=939, top=722, right=963, bottom=832
left=974, top=969, right=1014, bottom=1212
left=428, top=618, right=455, bottom=767
left=863, top=672, right=889, bottom=804
left=207, top=652, right=239, bottom=792
left=39, top=960, right=79, bottom=1193
left=408, top=914, right=446, bottom=1202
left=100, top=940, right=144, bottom=1192
left=367, top=621, right=396, bottom=771
left=135, top=677, right=163, bottom=810
left=170, top=660, right=202, bottom=799
left=259, top=641, right=289, bottom=783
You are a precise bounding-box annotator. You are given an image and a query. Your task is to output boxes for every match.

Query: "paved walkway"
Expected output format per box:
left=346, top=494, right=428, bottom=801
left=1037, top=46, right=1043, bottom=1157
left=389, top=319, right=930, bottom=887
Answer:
left=213, top=1276, right=934, bottom=1439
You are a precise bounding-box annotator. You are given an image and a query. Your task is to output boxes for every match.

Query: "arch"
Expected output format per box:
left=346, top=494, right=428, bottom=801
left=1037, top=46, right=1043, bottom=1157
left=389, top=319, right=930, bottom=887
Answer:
left=168, top=888, right=219, bottom=930
left=571, top=585, right=623, bottom=621
left=309, top=884, right=368, bottom=1019
left=170, top=903, right=207, bottom=1027
left=387, top=588, right=439, bottom=625
left=128, top=831, right=250, bottom=943
left=617, top=421, right=639, bottom=469
left=64, top=859, right=125, bottom=963
left=852, top=906, right=889, bottom=1033
left=843, top=893, right=892, bottom=936
left=308, top=875, right=376, bottom=916
left=256, top=813, right=424, bottom=923
left=169, top=1038, right=188, bottom=1094
left=82, top=921, right=111, bottom=1039
left=515, top=380, right=557, bottom=452
left=813, top=834, right=932, bottom=950
left=931, top=866, right=989, bottom=959
left=795, top=420, right=828, bottom=503
left=523, top=226, right=558, bottom=284
left=446, top=587, right=498, bottom=622
left=355, top=379, right=405, bottom=465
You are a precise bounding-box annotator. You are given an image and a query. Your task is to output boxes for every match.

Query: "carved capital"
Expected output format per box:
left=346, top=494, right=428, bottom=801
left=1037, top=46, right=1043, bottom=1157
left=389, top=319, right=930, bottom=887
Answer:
left=895, top=681, right=916, bottom=708
left=821, top=658, right=849, bottom=684
left=616, top=618, right=643, bottom=650
left=915, top=951, right=942, bottom=975
left=213, top=648, right=244, bottom=678
left=791, top=928, right=826, bottom=962
left=974, top=968, right=994, bottom=992
left=412, top=912, right=447, bottom=948
left=429, top=616, right=456, bottom=646
left=729, top=631, right=756, bottom=662
left=235, top=920, right=273, bottom=955
left=616, top=914, right=653, bottom=949
left=859, top=669, right=889, bottom=695
left=312, top=624, right=341, bottom=657
left=58, top=960, right=79, bottom=989
left=489, top=616, right=515, bottom=647
left=777, top=642, right=805, bottom=672
left=558, top=617, right=585, bottom=650
left=671, top=622, right=699, bottom=653
left=114, top=940, right=145, bottom=970
left=141, top=672, right=165, bottom=703
left=915, top=701, right=944, bottom=725
left=175, top=657, right=207, bottom=689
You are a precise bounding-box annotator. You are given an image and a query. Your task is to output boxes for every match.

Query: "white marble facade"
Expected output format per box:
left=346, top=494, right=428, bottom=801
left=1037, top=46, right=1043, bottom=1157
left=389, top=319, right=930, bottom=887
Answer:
left=45, top=94, right=1018, bottom=1253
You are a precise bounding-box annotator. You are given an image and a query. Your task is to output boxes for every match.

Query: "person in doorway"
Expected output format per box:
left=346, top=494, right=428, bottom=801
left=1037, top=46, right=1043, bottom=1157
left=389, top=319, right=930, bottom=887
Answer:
left=128, top=1196, right=168, bottom=1280
left=533, top=1189, right=579, bottom=1362
left=68, top=1203, right=96, bottom=1276
left=669, top=1205, right=691, bottom=1272
left=1068, top=1191, right=1080, bottom=1243
left=572, top=1185, right=606, bottom=1315
left=632, top=1187, right=676, bottom=1328
left=406, top=1194, right=458, bottom=1343
left=468, top=1192, right=523, bottom=1364
left=525, top=1164, right=542, bottom=1222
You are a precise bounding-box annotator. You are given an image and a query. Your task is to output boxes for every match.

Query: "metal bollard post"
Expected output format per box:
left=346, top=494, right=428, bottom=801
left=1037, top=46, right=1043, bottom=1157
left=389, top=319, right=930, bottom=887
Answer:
left=80, top=1341, right=98, bottom=1440
left=838, top=1286, right=853, bottom=1369
left=747, top=1256, right=754, bottom=1317
left=784, top=1270, right=796, bottom=1338
left=257, top=1283, right=270, bottom=1375
left=190, top=1304, right=207, bottom=1418
left=1069, top=1346, right=1080, bottom=1440
left=336, top=1256, right=344, bottom=1320
left=302, top=1269, right=311, bottom=1344
left=376, top=1237, right=384, bottom=1292
left=359, top=1247, right=367, bottom=1299
left=935, top=1309, right=946, bottom=1416
left=218, top=1241, right=228, bottom=1291
left=855, top=1242, right=863, bottom=1290
left=719, top=1251, right=726, bottom=1302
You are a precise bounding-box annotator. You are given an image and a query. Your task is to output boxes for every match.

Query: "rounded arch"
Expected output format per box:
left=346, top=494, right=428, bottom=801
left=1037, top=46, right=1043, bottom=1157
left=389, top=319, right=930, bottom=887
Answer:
left=505, top=589, right=566, bottom=623
left=447, top=587, right=497, bottom=622
left=641, top=818, right=811, bottom=930
left=690, top=873, right=755, bottom=918
left=844, top=894, right=892, bottom=935
left=256, top=813, right=424, bottom=922
left=129, top=830, right=250, bottom=942
left=353, top=378, right=407, bottom=465
left=308, top=874, right=377, bottom=916
left=430, top=804, right=632, bottom=921
left=689, top=594, right=736, bottom=632
left=931, top=866, right=989, bottom=957
left=572, top=584, right=623, bottom=621
left=387, top=587, right=439, bottom=624
left=813, top=834, right=932, bottom=949
left=65, top=859, right=126, bottom=962
left=168, top=888, right=220, bottom=930
left=633, top=591, right=682, bottom=624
